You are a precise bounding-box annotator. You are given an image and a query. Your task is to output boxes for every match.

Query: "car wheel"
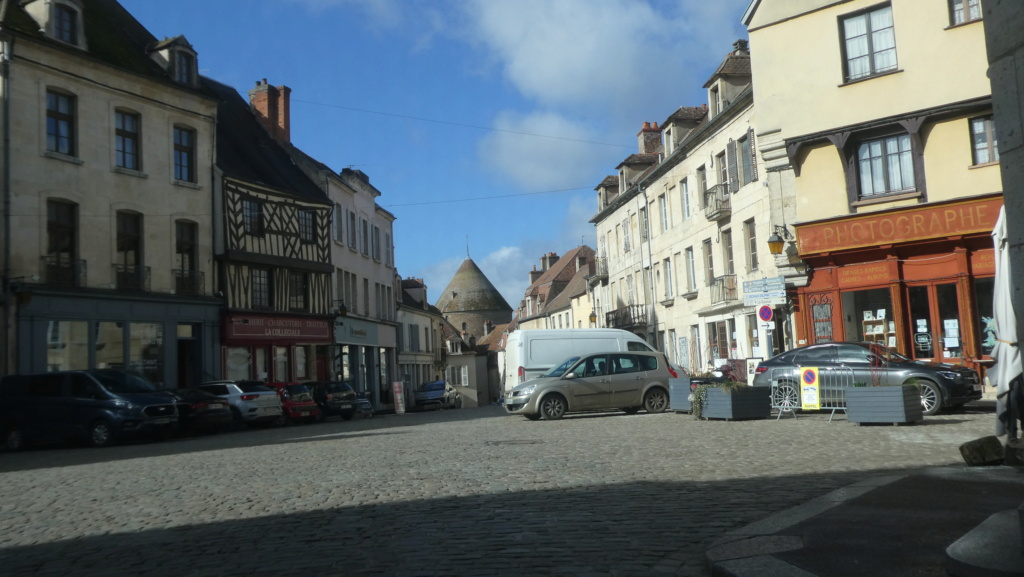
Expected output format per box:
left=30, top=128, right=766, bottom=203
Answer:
left=772, top=380, right=800, bottom=412
left=622, top=407, right=641, bottom=414
left=524, top=413, right=542, bottom=421
left=643, top=388, right=669, bottom=414
left=3, top=424, right=25, bottom=452
left=87, top=420, right=115, bottom=448
left=918, top=380, right=942, bottom=416
left=539, top=394, right=567, bottom=420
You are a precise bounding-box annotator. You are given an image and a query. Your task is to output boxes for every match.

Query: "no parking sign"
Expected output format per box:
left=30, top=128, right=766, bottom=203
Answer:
left=758, top=305, right=774, bottom=323
left=801, top=367, right=821, bottom=410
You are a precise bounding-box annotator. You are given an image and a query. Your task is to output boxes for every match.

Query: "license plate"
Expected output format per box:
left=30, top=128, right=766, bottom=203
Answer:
left=974, top=384, right=983, bottom=391
left=338, top=404, right=352, bottom=409
left=151, top=417, right=174, bottom=425
left=261, top=406, right=278, bottom=413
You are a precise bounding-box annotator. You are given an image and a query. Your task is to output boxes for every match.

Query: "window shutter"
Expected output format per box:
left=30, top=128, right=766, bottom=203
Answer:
left=461, top=365, right=469, bottom=386
left=748, top=127, right=758, bottom=182
left=726, top=139, right=738, bottom=193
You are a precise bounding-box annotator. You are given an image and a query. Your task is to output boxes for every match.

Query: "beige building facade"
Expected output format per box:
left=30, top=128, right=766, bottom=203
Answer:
left=744, top=0, right=1002, bottom=377
left=1, top=1, right=221, bottom=386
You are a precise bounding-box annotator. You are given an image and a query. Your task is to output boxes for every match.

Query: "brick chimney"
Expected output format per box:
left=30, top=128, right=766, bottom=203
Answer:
left=541, top=252, right=560, bottom=271
left=529, top=265, right=543, bottom=284
left=248, top=79, right=291, bottom=142
left=638, top=121, right=663, bottom=155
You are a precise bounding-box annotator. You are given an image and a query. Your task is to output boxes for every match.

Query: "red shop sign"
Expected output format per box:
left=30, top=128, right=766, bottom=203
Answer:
left=225, top=315, right=331, bottom=342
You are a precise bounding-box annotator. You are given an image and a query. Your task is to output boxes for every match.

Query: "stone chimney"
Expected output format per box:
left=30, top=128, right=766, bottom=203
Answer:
left=529, top=265, right=543, bottom=284
left=638, top=121, right=663, bottom=155
left=733, top=39, right=749, bottom=55
left=249, top=79, right=291, bottom=142
left=484, top=320, right=494, bottom=335
left=541, top=252, right=560, bottom=271
left=576, top=254, right=589, bottom=273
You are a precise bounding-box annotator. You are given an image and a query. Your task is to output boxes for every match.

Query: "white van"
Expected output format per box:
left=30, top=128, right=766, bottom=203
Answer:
left=502, top=329, right=655, bottom=391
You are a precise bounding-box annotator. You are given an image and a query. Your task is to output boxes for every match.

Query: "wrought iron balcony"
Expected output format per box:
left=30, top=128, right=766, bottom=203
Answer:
left=704, top=184, right=731, bottom=221
left=41, top=256, right=86, bottom=287
left=113, top=264, right=150, bottom=292
left=710, top=274, right=738, bottom=304
left=173, top=269, right=204, bottom=295
left=604, top=304, right=647, bottom=330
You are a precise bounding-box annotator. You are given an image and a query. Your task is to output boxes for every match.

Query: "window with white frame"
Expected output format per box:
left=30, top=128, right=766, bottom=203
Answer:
left=722, top=229, right=734, bottom=275
left=681, top=178, right=690, bottom=219
left=663, top=258, right=674, bottom=299
left=857, top=133, right=915, bottom=197
left=659, top=195, right=669, bottom=232
left=115, top=110, right=140, bottom=171
left=371, top=225, right=381, bottom=261
left=333, top=203, right=344, bottom=243
left=685, top=247, right=696, bottom=292
left=949, top=0, right=981, bottom=25
left=360, top=218, right=369, bottom=256
left=385, top=233, right=393, bottom=266
left=622, top=218, right=631, bottom=251
left=46, top=90, right=76, bottom=157
left=639, top=207, right=649, bottom=242
left=702, top=239, right=714, bottom=286
left=347, top=210, right=357, bottom=248
left=744, top=219, right=758, bottom=272
left=841, top=4, right=897, bottom=82
left=970, top=116, right=999, bottom=165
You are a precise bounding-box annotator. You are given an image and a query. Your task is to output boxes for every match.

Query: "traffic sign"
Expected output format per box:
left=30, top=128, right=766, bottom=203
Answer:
left=743, top=290, right=787, bottom=306
left=758, top=305, right=774, bottom=322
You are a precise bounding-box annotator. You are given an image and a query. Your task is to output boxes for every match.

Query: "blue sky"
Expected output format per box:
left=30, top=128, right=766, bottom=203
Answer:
left=119, top=0, right=751, bottom=309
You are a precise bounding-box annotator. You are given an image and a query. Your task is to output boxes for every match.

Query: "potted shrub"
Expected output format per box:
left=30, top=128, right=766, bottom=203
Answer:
left=845, top=380, right=923, bottom=425
left=691, top=380, right=771, bottom=421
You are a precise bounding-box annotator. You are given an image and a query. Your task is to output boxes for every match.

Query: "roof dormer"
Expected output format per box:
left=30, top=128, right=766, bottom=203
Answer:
left=149, top=36, right=199, bottom=88
left=703, top=39, right=751, bottom=120
left=23, top=0, right=88, bottom=50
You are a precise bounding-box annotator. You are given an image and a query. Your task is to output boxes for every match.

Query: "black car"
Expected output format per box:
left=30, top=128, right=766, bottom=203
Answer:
left=752, top=341, right=982, bottom=415
left=169, top=388, right=233, bottom=435
left=309, top=381, right=357, bottom=421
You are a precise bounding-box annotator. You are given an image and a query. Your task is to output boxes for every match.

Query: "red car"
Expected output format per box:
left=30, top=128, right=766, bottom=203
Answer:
left=265, top=382, right=320, bottom=424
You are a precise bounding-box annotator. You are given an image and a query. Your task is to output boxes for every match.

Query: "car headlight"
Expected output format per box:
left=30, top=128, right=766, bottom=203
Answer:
left=516, top=384, right=537, bottom=397
left=937, top=371, right=962, bottom=382
left=111, top=399, right=135, bottom=409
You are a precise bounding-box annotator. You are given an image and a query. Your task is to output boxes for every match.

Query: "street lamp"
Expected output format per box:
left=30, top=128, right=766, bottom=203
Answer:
left=589, top=310, right=597, bottom=325
left=767, top=225, right=792, bottom=256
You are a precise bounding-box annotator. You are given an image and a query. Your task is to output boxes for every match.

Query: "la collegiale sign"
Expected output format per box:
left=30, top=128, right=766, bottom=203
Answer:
left=796, top=195, right=1002, bottom=255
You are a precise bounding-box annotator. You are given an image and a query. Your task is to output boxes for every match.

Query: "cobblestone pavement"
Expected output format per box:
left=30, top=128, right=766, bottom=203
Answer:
left=0, top=402, right=997, bottom=576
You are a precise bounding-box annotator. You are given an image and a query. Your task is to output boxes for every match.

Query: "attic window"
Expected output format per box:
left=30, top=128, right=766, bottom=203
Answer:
left=174, top=51, right=195, bottom=85
left=55, top=4, right=76, bottom=44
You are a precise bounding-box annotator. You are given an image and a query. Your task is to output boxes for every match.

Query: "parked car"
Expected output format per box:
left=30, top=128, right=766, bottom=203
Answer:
left=505, top=351, right=674, bottom=420
left=265, top=382, right=320, bottom=424
left=504, top=328, right=656, bottom=388
left=309, top=381, right=357, bottom=421
left=168, top=388, right=233, bottom=435
left=751, top=342, right=982, bottom=415
left=415, top=380, right=461, bottom=410
left=198, top=380, right=282, bottom=428
left=1, top=369, right=179, bottom=450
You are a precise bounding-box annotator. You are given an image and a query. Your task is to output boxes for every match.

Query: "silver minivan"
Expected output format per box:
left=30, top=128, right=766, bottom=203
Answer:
left=505, top=351, right=673, bottom=420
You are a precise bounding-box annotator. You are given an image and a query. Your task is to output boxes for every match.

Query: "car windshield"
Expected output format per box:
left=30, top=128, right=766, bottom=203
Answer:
left=327, top=382, right=353, bottom=393
left=421, top=382, right=445, bottom=391
left=88, top=370, right=158, bottom=393
left=284, top=384, right=312, bottom=401
left=542, top=356, right=580, bottom=378
left=868, top=344, right=910, bottom=362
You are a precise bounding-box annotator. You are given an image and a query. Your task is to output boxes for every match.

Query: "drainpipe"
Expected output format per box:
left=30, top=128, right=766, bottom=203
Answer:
left=1, top=27, right=12, bottom=376
left=636, top=183, right=658, bottom=349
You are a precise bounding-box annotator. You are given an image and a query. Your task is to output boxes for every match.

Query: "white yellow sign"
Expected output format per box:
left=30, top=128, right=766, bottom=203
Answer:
left=800, top=367, right=820, bottom=410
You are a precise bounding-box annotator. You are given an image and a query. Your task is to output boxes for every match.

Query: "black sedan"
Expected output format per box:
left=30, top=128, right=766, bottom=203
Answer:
left=169, top=388, right=234, bottom=434
left=751, top=341, right=982, bottom=415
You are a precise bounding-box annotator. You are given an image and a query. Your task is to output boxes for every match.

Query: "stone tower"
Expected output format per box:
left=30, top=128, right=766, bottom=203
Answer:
left=435, top=258, right=512, bottom=344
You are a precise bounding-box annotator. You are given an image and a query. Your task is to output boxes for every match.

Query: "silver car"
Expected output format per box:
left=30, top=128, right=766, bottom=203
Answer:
left=505, top=351, right=673, bottom=420
left=198, top=380, right=283, bottom=427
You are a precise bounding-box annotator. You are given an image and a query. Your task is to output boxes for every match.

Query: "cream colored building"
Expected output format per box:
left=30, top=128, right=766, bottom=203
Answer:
left=744, top=0, right=1002, bottom=378
left=1, top=1, right=220, bottom=386
left=590, top=41, right=798, bottom=374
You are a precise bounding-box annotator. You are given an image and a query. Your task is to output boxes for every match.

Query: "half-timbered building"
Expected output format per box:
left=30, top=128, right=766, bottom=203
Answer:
left=206, top=78, right=335, bottom=383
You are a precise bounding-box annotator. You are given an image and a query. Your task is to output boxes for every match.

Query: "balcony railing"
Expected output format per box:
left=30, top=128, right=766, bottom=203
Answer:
left=704, top=184, right=731, bottom=221
left=173, top=269, right=204, bottom=295
left=114, top=264, right=151, bottom=292
left=710, top=274, right=738, bottom=304
left=605, top=304, right=647, bottom=330
left=41, top=256, right=86, bottom=287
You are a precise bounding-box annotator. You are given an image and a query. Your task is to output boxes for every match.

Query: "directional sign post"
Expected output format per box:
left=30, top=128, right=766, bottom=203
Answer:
left=743, top=276, right=787, bottom=306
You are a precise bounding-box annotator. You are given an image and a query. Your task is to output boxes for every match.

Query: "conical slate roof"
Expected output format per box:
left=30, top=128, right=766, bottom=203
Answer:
left=436, top=258, right=512, bottom=314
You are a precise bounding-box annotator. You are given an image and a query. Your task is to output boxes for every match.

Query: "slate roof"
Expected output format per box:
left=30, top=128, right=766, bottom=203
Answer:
left=204, top=77, right=329, bottom=204
left=595, top=175, right=619, bottom=190
left=704, top=50, right=752, bottom=88
left=542, top=267, right=590, bottom=313
left=3, top=0, right=208, bottom=90
left=524, top=246, right=594, bottom=298
left=615, top=153, right=660, bottom=169
left=664, top=105, right=708, bottom=125
left=435, top=258, right=512, bottom=314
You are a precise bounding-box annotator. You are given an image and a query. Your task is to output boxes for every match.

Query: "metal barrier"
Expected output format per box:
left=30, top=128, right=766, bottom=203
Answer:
left=767, top=367, right=857, bottom=422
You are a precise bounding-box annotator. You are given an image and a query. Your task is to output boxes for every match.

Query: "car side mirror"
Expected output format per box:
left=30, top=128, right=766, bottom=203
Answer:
left=565, top=372, right=578, bottom=379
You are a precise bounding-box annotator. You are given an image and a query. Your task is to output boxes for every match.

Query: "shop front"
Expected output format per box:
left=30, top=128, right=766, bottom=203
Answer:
left=334, top=316, right=396, bottom=411
left=222, top=313, right=333, bottom=383
left=794, top=194, right=1001, bottom=377
left=13, top=288, right=221, bottom=388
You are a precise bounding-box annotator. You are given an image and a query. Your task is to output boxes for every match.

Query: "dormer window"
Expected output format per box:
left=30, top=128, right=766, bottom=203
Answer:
left=710, top=85, right=722, bottom=118
left=22, top=0, right=86, bottom=49
left=55, top=4, right=76, bottom=44
left=174, top=51, right=195, bottom=85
